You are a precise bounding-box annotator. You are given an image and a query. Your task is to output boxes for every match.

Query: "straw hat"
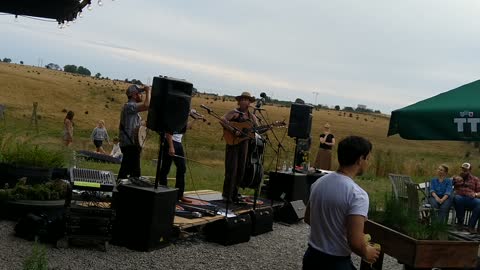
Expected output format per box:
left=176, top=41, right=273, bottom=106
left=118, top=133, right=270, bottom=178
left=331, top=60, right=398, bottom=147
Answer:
left=235, top=92, right=256, bottom=102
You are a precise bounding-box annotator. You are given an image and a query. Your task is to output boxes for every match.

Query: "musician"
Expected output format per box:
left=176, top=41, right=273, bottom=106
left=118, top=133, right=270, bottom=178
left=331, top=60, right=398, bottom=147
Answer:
left=158, top=113, right=198, bottom=203
left=220, top=92, right=259, bottom=203
left=117, top=84, right=151, bottom=180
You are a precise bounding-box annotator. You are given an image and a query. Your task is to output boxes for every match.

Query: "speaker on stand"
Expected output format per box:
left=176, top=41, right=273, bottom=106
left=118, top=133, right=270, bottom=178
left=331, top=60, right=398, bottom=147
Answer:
left=287, top=103, right=313, bottom=171
left=146, top=76, right=193, bottom=188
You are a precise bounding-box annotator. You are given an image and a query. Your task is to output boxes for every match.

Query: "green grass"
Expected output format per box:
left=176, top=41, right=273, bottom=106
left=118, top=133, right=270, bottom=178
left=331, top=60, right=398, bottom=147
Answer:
left=3, top=62, right=480, bottom=202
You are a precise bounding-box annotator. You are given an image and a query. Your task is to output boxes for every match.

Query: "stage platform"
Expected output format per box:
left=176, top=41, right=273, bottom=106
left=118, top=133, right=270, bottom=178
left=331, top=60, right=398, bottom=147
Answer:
left=173, top=190, right=282, bottom=233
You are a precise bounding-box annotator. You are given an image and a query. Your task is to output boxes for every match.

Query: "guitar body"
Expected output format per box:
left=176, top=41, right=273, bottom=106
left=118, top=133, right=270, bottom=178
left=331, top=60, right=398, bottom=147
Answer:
left=223, top=122, right=256, bottom=145
left=222, top=120, right=286, bottom=145
left=133, top=125, right=147, bottom=148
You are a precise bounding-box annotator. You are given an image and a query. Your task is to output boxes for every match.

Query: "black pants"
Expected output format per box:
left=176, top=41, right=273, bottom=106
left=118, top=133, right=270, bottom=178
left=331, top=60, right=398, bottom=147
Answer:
left=303, top=245, right=356, bottom=270
left=159, top=141, right=186, bottom=200
left=117, top=145, right=141, bottom=180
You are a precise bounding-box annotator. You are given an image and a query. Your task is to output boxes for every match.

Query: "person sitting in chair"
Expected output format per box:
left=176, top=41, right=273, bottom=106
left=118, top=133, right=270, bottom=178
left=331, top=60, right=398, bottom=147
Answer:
left=453, top=162, right=480, bottom=233
left=428, top=164, right=453, bottom=223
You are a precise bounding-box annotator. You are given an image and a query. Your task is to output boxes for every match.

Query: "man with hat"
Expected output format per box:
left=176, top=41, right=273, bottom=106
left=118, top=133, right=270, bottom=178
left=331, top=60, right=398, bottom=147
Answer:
left=220, top=91, right=258, bottom=203
left=117, top=84, right=151, bottom=180
left=452, top=162, right=480, bottom=233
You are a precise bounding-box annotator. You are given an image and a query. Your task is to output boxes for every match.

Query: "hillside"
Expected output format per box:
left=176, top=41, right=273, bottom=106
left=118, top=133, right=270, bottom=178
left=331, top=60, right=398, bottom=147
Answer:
left=0, top=62, right=477, bottom=184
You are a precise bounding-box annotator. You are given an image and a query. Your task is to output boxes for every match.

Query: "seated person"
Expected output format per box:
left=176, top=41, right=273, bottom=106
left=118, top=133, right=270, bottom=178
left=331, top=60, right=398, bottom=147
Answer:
left=110, top=137, right=123, bottom=161
left=428, top=164, right=453, bottom=223
left=453, top=162, right=480, bottom=233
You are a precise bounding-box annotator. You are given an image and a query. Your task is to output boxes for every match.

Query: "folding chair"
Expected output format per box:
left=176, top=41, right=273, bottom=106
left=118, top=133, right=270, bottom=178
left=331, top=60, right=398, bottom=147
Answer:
left=388, top=174, right=414, bottom=204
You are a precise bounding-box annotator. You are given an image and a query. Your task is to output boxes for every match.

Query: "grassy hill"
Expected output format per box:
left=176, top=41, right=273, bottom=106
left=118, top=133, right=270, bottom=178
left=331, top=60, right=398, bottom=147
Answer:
left=0, top=62, right=477, bottom=202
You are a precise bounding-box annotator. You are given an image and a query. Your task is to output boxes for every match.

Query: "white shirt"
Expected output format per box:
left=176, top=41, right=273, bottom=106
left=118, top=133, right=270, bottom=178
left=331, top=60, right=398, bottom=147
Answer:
left=172, top=134, right=183, bottom=143
left=308, top=172, right=369, bottom=256
left=110, top=143, right=122, bottom=158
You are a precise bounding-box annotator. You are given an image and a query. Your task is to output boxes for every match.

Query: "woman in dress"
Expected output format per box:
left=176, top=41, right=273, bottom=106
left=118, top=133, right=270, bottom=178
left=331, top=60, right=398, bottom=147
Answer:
left=63, top=111, right=74, bottom=147
left=314, top=123, right=335, bottom=170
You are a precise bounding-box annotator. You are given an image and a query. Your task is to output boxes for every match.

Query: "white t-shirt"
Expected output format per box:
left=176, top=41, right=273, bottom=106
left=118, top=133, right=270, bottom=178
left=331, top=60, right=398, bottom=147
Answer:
left=172, top=134, right=183, bottom=143
left=308, top=171, right=369, bottom=256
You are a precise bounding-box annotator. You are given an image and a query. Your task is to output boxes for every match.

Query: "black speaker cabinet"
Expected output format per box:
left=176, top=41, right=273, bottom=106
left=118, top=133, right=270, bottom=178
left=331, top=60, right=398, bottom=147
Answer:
left=113, top=184, right=177, bottom=251
left=147, top=76, right=193, bottom=133
left=267, top=172, right=308, bottom=203
left=287, top=103, right=313, bottom=139
left=204, top=214, right=251, bottom=245
left=249, top=207, right=273, bottom=236
left=276, top=200, right=305, bottom=224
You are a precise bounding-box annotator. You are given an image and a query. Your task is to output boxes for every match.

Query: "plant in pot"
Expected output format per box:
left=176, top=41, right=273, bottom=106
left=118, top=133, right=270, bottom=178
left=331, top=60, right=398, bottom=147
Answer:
left=0, top=134, right=67, bottom=187
left=366, top=194, right=478, bottom=269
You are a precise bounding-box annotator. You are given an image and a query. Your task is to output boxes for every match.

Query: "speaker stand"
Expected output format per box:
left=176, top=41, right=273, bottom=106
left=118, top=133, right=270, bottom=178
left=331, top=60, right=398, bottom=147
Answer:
left=154, top=132, right=166, bottom=189
left=292, top=138, right=299, bottom=173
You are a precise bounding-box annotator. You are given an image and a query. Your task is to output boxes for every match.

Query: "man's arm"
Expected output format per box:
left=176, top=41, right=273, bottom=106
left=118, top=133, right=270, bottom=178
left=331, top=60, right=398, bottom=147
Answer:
left=137, top=86, right=151, bottom=112
left=165, top=133, right=175, bottom=156
left=346, top=215, right=379, bottom=263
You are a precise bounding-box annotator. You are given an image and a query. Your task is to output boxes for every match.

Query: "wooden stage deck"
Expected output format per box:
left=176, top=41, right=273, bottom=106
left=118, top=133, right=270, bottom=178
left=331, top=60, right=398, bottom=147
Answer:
left=173, top=190, right=279, bottom=231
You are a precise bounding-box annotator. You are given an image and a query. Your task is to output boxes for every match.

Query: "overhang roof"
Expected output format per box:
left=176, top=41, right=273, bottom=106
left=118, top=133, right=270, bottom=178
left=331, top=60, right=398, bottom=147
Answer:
left=0, top=0, right=91, bottom=23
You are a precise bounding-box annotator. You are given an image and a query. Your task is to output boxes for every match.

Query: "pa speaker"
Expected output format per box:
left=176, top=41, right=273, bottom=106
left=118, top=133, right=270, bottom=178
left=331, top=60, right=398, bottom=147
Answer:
left=113, top=184, right=177, bottom=251
left=147, top=76, right=193, bottom=133
left=287, top=103, right=313, bottom=139
left=276, top=200, right=305, bottom=224
left=267, top=172, right=308, bottom=203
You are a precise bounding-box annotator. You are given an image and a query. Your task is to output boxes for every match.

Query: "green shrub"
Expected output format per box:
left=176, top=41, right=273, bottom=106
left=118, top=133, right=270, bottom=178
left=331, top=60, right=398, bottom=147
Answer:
left=0, top=134, right=66, bottom=168
left=23, top=241, right=48, bottom=270
left=369, top=193, right=449, bottom=240
left=6, top=179, right=68, bottom=201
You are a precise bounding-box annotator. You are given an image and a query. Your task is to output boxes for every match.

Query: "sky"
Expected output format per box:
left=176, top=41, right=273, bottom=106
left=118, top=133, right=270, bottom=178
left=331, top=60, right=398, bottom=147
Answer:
left=2, top=0, right=480, bottom=113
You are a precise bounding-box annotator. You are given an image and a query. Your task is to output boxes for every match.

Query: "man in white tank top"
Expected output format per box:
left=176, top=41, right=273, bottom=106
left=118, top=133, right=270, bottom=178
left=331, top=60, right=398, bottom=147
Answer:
left=303, top=136, right=380, bottom=270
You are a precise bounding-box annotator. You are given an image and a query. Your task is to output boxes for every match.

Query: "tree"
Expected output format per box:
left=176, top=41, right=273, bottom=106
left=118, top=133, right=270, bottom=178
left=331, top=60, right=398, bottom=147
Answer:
left=2, top=58, right=12, bottom=63
left=77, top=66, right=91, bottom=76
left=20, top=61, right=24, bottom=65
left=343, top=106, right=354, bottom=112
left=334, top=105, right=340, bottom=110
left=45, top=63, right=61, bottom=70
left=95, top=73, right=101, bottom=78
left=64, top=65, right=77, bottom=73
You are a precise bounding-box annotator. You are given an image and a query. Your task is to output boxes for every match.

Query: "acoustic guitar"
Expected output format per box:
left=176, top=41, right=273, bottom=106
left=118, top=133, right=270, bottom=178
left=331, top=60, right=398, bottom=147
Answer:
left=223, top=120, right=285, bottom=145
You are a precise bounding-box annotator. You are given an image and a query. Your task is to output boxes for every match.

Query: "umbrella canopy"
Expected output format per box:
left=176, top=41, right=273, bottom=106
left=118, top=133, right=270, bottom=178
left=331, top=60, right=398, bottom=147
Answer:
left=388, top=79, right=480, bottom=141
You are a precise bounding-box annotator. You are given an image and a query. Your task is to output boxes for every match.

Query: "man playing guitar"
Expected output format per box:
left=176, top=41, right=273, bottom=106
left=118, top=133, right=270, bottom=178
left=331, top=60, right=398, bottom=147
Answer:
left=220, top=91, right=259, bottom=203
left=117, top=84, right=151, bottom=180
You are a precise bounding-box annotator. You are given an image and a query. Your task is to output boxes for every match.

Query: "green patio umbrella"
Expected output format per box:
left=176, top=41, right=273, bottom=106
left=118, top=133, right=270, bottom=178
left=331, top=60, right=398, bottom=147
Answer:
left=388, top=79, right=480, bottom=141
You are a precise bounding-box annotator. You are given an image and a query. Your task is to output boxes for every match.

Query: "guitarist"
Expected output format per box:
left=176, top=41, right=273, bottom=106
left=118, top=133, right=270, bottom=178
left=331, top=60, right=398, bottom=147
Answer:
left=220, top=92, right=259, bottom=203
left=117, top=84, right=151, bottom=180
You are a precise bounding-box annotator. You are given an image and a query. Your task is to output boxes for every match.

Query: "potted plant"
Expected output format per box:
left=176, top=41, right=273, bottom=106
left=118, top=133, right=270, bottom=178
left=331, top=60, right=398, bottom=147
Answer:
left=0, top=178, right=68, bottom=220
left=366, top=195, right=479, bottom=269
left=0, top=134, right=67, bottom=187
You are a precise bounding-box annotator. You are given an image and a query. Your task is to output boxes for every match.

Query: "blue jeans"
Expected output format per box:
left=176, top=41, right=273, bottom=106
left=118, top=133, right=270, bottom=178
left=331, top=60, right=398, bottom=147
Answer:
left=453, top=195, right=480, bottom=228
left=428, top=196, right=452, bottom=223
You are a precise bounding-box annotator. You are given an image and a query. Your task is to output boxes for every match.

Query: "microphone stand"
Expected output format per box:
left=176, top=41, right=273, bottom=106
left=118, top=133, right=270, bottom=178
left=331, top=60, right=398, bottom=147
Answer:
left=154, top=132, right=166, bottom=189
left=253, top=108, right=286, bottom=173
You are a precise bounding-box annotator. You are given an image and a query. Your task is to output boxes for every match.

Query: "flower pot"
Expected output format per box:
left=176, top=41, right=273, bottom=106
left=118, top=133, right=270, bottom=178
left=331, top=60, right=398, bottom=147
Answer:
left=2, top=199, right=65, bottom=220
left=365, top=219, right=479, bottom=269
left=0, top=163, right=16, bottom=188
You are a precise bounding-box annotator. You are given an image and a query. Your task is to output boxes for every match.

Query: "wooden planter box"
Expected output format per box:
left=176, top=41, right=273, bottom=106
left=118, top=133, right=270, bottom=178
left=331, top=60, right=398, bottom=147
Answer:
left=365, top=220, right=479, bottom=269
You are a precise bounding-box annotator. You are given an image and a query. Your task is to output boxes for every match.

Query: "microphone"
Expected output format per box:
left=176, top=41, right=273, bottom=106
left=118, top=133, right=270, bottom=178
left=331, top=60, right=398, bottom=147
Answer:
left=200, top=104, right=212, bottom=113
left=255, top=92, right=267, bottom=109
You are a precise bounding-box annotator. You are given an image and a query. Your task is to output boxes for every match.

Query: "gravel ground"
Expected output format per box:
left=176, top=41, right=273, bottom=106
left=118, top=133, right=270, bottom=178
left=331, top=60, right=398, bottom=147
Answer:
left=0, top=220, right=403, bottom=270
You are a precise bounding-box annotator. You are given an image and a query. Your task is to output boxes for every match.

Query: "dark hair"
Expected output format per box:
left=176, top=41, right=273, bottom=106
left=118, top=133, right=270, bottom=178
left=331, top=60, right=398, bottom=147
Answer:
left=337, top=136, right=372, bottom=166
left=65, top=111, right=74, bottom=120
